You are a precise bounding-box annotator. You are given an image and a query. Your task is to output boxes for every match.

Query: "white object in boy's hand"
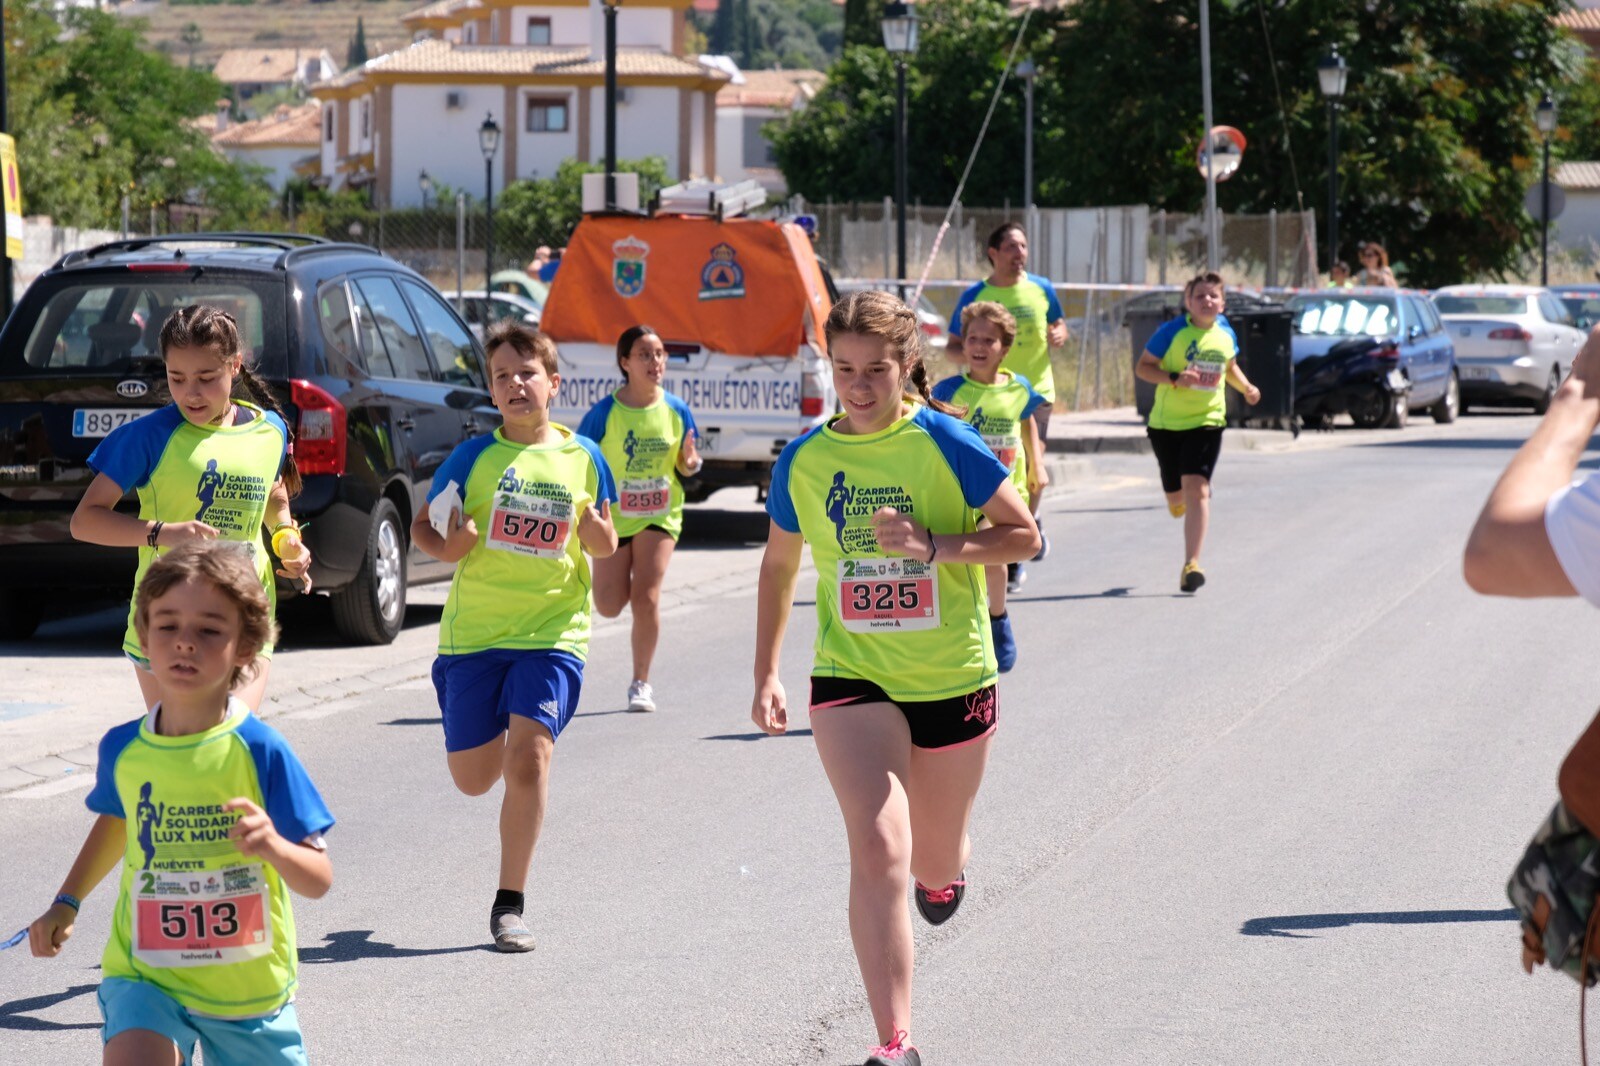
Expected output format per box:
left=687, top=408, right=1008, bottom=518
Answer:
left=429, top=481, right=463, bottom=538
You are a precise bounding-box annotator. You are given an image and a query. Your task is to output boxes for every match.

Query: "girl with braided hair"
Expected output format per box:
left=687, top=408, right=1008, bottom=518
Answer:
left=71, top=303, right=311, bottom=711
left=750, top=289, right=1039, bottom=1066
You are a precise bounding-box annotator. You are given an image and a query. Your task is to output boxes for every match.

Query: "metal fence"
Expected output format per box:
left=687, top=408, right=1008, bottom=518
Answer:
left=800, top=200, right=1320, bottom=290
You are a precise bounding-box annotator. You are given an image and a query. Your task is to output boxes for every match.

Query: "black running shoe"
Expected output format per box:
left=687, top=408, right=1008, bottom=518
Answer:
left=1006, top=561, right=1026, bottom=592
left=913, top=871, right=966, bottom=926
left=864, top=1030, right=921, bottom=1066
left=1180, top=561, right=1206, bottom=594
left=1031, top=523, right=1050, bottom=562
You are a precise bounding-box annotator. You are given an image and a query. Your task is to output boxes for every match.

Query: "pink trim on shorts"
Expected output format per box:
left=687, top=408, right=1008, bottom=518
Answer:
left=809, top=697, right=860, bottom=711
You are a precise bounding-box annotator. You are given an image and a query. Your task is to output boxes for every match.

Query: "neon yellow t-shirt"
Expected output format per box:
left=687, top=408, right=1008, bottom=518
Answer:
left=87, top=403, right=287, bottom=660
left=766, top=404, right=1010, bottom=702
left=929, top=371, right=1046, bottom=501
left=427, top=426, right=618, bottom=657
left=949, top=274, right=1065, bottom=403
left=86, top=701, right=333, bottom=1017
left=1145, top=314, right=1240, bottom=431
left=577, top=390, right=698, bottom=540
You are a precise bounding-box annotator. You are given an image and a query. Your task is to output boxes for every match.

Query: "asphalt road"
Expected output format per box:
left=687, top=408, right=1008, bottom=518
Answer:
left=1, top=413, right=1596, bottom=1065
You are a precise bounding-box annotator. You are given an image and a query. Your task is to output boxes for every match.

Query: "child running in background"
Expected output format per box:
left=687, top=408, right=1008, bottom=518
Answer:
left=752, top=290, right=1038, bottom=1066
left=411, top=320, right=617, bottom=952
left=931, top=301, right=1047, bottom=672
left=71, top=305, right=312, bottom=711
left=29, top=541, right=334, bottom=1066
left=579, top=325, right=702, bottom=713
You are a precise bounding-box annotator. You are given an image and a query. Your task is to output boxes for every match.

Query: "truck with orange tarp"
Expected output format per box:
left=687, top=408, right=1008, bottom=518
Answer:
left=541, top=198, right=836, bottom=499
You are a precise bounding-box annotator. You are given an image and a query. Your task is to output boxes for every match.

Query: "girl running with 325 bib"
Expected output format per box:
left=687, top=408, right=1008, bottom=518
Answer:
left=579, top=325, right=701, bottom=713
left=751, top=290, right=1039, bottom=1066
left=71, top=305, right=311, bottom=711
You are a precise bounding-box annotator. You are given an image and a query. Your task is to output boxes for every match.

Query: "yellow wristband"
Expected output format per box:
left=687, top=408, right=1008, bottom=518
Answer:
left=271, top=526, right=302, bottom=557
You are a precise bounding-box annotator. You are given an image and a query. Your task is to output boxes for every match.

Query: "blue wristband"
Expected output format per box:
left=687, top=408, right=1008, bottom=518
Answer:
left=53, top=893, right=80, bottom=913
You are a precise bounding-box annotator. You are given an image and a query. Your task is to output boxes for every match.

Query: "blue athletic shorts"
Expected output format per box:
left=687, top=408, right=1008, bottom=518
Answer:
left=98, top=976, right=306, bottom=1066
left=431, top=648, right=584, bottom=752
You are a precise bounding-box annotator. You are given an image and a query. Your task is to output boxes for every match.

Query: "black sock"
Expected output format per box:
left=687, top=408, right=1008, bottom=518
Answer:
left=493, top=889, right=524, bottom=914
left=990, top=610, right=1007, bottom=620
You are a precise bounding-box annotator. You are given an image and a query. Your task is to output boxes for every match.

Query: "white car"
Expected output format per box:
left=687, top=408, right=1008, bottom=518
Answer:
left=443, top=290, right=541, bottom=343
left=1431, top=284, right=1583, bottom=413
left=836, top=281, right=948, bottom=349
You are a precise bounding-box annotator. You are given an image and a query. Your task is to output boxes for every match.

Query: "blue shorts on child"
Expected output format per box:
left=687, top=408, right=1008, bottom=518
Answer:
left=431, top=647, right=584, bottom=751
left=99, top=976, right=307, bottom=1066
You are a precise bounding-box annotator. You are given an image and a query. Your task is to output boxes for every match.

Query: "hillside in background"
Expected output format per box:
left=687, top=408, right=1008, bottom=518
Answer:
left=119, top=0, right=420, bottom=73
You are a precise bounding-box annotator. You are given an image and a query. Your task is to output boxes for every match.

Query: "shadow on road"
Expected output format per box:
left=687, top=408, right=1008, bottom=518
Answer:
left=1012, top=587, right=1187, bottom=603
left=382, top=716, right=442, bottom=727
left=703, top=729, right=813, bottom=741
left=680, top=505, right=770, bottom=549
left=0, top=983, right=99, bottom=1032
left=299, top=929, right=490, bottom=964
left=1239, top=907, right=1518, bottom=939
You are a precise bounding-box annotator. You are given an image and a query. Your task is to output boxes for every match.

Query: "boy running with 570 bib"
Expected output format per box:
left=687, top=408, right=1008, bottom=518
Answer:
left=412, top=321, right=617, bottom=953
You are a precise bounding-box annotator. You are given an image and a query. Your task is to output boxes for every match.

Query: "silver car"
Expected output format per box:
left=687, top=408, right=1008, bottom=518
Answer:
left=1431, top=284, right=1583, bottom=413
left=443, top=289, right=542, bottom=343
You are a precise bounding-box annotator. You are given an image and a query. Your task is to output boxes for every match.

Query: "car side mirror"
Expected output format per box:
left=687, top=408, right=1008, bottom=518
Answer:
left=1408, top=324, right=1423, bottom=341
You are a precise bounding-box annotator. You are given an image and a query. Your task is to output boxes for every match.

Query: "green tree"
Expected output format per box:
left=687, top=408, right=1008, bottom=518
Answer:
left=348, top=17, right=369, bottom=69
left=842, top=0, right=878, bottom=50
left=180, top=22, right=203, bottom=69
left=496, top=156, right=672, bottom=249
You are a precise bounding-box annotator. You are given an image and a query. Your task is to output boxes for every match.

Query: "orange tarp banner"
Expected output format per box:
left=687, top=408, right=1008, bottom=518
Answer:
left=540, top=215, right=831, bottom=358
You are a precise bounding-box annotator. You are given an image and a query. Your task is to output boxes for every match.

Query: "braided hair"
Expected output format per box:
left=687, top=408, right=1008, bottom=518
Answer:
left=158, top=304, right=303, bottom=497
left=823, top=290, right=961, bottom=417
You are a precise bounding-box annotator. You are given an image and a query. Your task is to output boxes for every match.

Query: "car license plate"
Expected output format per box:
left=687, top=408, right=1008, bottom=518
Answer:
left=696, top=428, right=719, bottom=456
left=72, top=409, right=149, bottom=437
left=1460, top=367, right=1492, bottom=381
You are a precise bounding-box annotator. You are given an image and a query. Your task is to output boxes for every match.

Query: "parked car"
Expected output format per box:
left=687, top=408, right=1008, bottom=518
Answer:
left=0, top=232, right=496, bottom=642
left=836, top=281, right=947, bottom=349
left=1285, top=288, right=1458, bottom=428
left=1431, top=284, right=1584, bottom=413
left=446, top=289, right=541, bottom=342
left=488, top=269, right=549, bottom=309
left=1550, top=284, right=1600, bottom=331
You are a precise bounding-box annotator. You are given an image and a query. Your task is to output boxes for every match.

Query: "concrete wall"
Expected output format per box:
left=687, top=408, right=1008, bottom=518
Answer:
left=1556, top=190, right=1600, bottom=253
left=504, top=5, right=590, bottom=45
left=587, top=2, right=673, bottom=50
left=589, top=85, right=682, bottom=175
left=221, top=145, right=313, bottom=192
left=514, top=89, right=580, bottom=181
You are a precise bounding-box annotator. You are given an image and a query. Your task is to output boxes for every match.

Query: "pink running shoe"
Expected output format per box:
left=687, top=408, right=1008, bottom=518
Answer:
left=864, top=1029, right=921, bottom=1066
left=913, top=870, right=967, bottom=926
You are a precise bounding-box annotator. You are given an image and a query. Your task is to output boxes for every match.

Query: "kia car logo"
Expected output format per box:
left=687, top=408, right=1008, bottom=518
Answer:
left=115, top=380, right=149, bottom=399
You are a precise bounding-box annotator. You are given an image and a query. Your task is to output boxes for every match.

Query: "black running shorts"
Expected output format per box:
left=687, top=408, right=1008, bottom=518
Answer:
left=809, top=676, right=997, bottom=750
left=1146, top=426, right=1224, bottom=494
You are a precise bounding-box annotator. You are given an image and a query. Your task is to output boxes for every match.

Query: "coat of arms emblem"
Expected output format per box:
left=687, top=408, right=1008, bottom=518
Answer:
left=612, top=235, right=649, bottom=297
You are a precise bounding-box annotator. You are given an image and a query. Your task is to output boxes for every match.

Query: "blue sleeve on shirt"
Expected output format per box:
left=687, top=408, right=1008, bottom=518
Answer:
left=86, top=405, right=185, bottom=492
left=665, top=393, right=698, bottom=443
left=1030, top=273, right=1064, bottom=322
left=576, top=396, right=614, bottom=444
left=428, top=434, right=497, bottom=503
left=265, top=411, right=290, bottom=479
left=1217, top=314, right=1239, bottom=354
left=930, top=375, right=963, bottom=406
left=1144, top=316, right=1185, bottom=358
left=85, top=718, right=144, bottom=818
left=765, top=430, right=820, bottom=533
left=915, top=406, right=1009, bottom=509
left=1012, top=373, right=1046, bottom=419
left=574, top=434, right=619, bottom=504
left=238, top=717, right=334, bottom=843
left=948, top=282, right=985, bottom=337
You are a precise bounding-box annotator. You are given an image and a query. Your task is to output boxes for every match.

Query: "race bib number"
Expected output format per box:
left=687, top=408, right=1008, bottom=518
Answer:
left=619, top=476, right=671, bottom=520
left=132, top=865, right=272, bottom=968
left=487, top=494, right=572, bottom=559
left=982, top=433, right=1020, bottom=472
left=1193, top=359, right=1225, bottom=391
left=838, top=557, right=940, bottom=633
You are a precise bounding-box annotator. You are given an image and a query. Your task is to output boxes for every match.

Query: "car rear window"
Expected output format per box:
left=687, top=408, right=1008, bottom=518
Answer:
left=1287, top=296, right=1397, bottom=337
left=3, top=275, right=287, bottom=378
left=1432, top=295, right=1529, bottom=316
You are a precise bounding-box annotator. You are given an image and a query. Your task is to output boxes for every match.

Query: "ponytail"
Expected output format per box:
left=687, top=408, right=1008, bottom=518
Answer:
left=234, top=362, right=303, bottom=498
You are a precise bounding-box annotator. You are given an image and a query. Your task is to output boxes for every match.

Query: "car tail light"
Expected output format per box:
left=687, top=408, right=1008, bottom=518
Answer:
left=290, top=379, right=347, bottom=476
left=801, top=370, right=828, bottom=417
left=1487, top=327, right=1533, bottom=341
left=1372, top=342, right=1401, bottom=360
left=921, top=321, right=942, bottom=338
left=127, top=263, right=192, bottom=273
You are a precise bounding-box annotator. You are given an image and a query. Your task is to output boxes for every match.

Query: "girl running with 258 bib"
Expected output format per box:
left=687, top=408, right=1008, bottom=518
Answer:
left=578, top=325, right=702, bottom=713
left=751, top=290, right=1039, bottom=1066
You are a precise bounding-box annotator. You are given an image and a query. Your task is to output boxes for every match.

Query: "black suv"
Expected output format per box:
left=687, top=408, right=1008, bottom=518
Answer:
left=0, top=233, right=497, bottom=643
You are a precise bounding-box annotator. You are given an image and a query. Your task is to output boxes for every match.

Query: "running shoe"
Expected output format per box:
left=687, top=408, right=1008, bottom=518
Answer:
left=490, top=908, right=535, bottom=953
left=1168, top=501, right=1187, bottom=519
left=1006, top=561, right=1026, bottom=592
left=1180, top=561, right=1206, bottom=594
left=627, top=680, right=656, bottom=713
left=914, top=870, right=967, bottom=926
left=1031, top=520, right=1050, bottom=562
left=864, top=1030, right=921, bottom=1066
left=990, top=613, right=1016, bottom=673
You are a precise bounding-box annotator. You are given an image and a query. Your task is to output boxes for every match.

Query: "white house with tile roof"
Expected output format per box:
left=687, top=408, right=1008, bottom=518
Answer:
left=317, top=0, right=726, bottom=206
left=213, top=102, right=324, bottom=192
left=714, top=67, right=824, bottom=194
left=214, top=48, right=339, bottom=104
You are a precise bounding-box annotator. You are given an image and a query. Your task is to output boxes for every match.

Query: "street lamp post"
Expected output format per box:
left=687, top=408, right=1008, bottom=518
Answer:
left=603, top=0, right=620, bottom=209
left=1317, top=49, right=1348, bottom=276
left=479, top=113, right=500, bottom=287
left=881, top=1, right=918, bottom=302
left=1538, top=92, right=1557, bottom=287
left=1017, top=57, right=1036, bottom=210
